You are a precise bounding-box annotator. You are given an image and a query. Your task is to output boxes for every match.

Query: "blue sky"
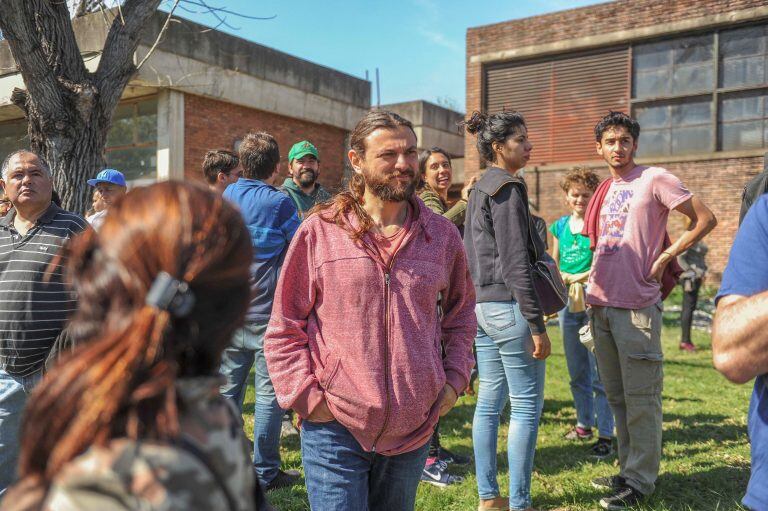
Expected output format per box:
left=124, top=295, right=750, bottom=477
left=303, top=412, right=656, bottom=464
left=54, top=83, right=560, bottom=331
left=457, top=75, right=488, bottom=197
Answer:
left=166, top=0, right=604, bottom=112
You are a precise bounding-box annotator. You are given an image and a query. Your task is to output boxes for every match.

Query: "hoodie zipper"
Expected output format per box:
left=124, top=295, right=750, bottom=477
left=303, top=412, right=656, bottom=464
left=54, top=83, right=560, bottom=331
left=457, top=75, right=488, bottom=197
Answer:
left=372, top=270, right=392, bottom=453
left=368, top=220, right=423, bottom=453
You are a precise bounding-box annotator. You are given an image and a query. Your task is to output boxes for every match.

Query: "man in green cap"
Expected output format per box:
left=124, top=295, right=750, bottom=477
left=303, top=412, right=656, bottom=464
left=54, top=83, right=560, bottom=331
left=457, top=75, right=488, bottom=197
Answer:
left=280, top=140, right=332, bottom=218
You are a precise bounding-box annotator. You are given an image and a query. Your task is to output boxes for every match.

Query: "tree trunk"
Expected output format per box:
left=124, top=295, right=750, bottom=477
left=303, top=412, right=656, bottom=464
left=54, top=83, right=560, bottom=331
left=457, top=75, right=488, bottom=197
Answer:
left=0, top=0, right=162, bottom=214
left=11, top=84, right=108, bottom=215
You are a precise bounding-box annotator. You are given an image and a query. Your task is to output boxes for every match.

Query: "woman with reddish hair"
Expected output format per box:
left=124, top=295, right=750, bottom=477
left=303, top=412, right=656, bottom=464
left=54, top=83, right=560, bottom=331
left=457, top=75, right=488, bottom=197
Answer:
left=2, top=182, right=269, bottom=511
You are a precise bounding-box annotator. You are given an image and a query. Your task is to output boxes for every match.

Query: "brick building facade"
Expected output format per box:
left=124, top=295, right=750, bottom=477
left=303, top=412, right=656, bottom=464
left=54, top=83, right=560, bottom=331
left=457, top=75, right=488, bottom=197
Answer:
left=183, top=95, right=350, bottom=190
left=0, top=10, right=369, bottom=194
left=466, top=0, right=768, bottom=278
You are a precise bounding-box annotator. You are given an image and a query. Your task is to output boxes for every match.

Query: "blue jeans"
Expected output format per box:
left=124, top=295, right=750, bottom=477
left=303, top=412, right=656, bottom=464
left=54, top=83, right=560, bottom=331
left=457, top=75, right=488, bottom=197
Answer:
left=473, top=301, right=545, bottom=510
left=0, top=369, right=42, bottom=499
left=559, top=307, right=614, bottom=438
left=301, top=420, right=429, bottom=511
left=220, top=322, right=284, bottom=485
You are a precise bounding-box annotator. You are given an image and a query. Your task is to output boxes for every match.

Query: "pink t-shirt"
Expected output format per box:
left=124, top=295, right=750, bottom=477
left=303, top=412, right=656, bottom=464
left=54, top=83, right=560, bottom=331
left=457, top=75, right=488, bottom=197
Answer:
left=586, top=165, right=692, bottom=309
left=371, top=204, right=413, bottom=266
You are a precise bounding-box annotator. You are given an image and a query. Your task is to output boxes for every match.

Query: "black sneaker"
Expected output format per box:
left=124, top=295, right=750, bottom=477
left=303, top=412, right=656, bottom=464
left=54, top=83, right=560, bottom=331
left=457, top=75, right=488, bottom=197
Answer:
left=599, top=485, right=645, bottom=510
left=265, top=469, right=300, bottom=491
left=420, top=460, right=464, bottom=487
left=590, top=438, right=615, bottom=459
left=438, top=446, right=471, bottom=465
left=591, top=475, right=626, bottom=490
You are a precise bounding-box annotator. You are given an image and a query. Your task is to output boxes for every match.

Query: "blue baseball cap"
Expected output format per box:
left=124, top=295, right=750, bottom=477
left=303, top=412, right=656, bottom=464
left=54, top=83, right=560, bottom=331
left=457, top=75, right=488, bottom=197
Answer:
left=87, top=168, right=127, bottom=187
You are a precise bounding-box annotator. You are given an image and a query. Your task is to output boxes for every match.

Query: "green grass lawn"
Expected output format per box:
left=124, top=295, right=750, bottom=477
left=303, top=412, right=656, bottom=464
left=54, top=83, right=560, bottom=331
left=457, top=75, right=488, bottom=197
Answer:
left=242, top=311, right=752, bottom=510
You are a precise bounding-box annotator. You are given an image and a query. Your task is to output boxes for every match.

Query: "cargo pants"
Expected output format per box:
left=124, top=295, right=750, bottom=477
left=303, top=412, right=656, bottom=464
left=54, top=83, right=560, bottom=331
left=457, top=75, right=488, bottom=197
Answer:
left=590, top=302, right=663, bottom=495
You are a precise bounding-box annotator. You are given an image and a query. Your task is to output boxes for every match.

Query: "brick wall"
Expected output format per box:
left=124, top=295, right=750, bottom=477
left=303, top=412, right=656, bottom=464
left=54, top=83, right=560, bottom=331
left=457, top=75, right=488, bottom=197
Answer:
left=532, top=156, right=763, bottom=280
left=184, top=94, right=349, bottom=191
left=466, top=0, right=768, bottom=177
left=466, top=0, right=768, bottom=278
left=466, top=0, right=764, bottom=56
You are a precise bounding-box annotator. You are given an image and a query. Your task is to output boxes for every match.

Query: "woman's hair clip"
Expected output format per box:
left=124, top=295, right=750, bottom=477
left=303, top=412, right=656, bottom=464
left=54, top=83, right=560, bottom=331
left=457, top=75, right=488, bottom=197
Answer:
left=145, top=271, right=195, bottom=318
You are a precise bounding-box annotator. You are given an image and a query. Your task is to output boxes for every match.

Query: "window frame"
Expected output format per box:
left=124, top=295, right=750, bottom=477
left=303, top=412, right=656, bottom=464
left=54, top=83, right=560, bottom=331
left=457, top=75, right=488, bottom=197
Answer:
left=631, top=22, right=768, bottom=156
left=104, top=94, right=158, bottom=182
left=105, top=94, right=157, bottom=154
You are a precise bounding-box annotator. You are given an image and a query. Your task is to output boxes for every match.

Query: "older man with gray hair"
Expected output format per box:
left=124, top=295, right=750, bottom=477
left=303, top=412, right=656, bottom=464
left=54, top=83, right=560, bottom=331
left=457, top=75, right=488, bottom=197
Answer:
left=0, top=149, right=88, bottom=499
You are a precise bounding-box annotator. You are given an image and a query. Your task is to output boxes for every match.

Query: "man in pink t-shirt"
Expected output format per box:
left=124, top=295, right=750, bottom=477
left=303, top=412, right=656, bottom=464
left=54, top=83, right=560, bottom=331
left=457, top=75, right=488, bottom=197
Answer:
left=586, top=112, right=717, bottom=510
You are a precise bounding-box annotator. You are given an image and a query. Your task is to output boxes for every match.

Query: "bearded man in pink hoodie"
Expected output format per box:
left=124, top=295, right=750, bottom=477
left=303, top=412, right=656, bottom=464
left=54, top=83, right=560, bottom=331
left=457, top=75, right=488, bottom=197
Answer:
left=265, top=109, right=476, bottom=511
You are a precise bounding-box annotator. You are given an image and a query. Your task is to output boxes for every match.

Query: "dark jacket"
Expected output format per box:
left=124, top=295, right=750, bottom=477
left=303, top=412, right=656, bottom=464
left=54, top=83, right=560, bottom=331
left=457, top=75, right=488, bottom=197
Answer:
left=740, top=170, right=768, bottom=225
left=464, top=167, right=545, bottom=334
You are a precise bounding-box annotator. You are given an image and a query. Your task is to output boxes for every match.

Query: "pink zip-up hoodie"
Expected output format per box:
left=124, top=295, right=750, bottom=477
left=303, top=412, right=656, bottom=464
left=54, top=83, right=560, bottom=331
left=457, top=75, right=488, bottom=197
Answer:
left=265, top=196, right=476, bottom=455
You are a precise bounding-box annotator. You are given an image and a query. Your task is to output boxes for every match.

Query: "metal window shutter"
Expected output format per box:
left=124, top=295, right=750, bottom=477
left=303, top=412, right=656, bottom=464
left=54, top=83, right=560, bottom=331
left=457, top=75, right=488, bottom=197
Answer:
left=484, top=47, right=630, bottom=165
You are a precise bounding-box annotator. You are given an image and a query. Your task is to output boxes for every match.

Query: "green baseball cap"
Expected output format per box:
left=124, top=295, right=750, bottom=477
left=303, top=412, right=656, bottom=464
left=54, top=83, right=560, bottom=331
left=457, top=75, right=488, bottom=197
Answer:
left=288, top=140, right=319, bottom=163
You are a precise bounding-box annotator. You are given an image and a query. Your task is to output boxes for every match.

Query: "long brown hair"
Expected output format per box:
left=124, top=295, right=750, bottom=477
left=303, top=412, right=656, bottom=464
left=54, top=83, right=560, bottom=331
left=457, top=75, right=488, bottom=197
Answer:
left=309, top=109, right=415, bottom=239
left=17, top=181, right=252, bottom=483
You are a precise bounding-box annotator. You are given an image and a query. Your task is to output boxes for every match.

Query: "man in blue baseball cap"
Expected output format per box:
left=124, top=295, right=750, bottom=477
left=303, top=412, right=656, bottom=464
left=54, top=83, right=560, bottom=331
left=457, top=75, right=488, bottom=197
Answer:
left=85, top=168, right=126, bottom=230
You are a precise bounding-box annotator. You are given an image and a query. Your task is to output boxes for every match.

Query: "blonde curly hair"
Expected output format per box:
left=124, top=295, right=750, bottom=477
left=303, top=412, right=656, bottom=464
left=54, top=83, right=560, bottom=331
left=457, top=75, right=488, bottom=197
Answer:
left=560, top=167, right=600, bottom=193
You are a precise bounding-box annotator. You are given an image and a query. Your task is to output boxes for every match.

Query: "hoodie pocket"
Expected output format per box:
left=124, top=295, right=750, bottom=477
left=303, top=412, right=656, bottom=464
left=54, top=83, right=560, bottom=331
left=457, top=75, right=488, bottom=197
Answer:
left=319, top=355, right=342, bottom=393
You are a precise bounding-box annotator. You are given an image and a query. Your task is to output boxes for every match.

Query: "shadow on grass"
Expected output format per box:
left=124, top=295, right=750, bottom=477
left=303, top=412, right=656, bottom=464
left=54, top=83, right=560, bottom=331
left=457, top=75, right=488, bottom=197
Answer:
left=649, top=465, right=749, bottom=511
left=530, top=411, right=745, bottom=477
left=662, top=395, right=703, bottom=403
left=663, top=412, right=745, bottom=444
left=534, top=465, right=749, bottom=511
left=663, top=358, right=713, bottom=369
left=540, top=399, right=578, bottom=428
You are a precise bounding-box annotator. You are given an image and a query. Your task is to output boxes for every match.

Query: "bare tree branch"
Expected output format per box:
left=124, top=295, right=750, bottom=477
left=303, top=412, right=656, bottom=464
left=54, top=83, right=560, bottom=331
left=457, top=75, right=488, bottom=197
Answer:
left=95, top=0, right=162, bottom=116
left=136, top=0, right=180, bottom=70
left=179, top=1, right=276, bottom=21
left=74, top=0, right=107, bottom=17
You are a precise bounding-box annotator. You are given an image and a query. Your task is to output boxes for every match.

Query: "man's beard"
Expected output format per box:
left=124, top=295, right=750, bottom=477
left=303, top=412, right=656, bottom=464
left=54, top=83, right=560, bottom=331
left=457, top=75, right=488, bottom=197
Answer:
left=297, top=169, right=317, bottom=187
left=364, top=168, right=418, bottom=202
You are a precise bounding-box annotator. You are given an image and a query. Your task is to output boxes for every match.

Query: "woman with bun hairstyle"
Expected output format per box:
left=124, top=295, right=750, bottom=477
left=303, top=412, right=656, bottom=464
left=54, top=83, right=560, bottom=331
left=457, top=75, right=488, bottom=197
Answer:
left=462, top=111, right=551, bottom=511
left=2, top=182, right=269, bottom=511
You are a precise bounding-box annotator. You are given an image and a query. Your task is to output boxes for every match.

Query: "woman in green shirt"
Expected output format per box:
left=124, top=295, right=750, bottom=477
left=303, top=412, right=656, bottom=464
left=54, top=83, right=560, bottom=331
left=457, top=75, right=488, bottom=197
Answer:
left=418, top=148, right=475, bottom=228
left=550, top=167, right=615, bottom=459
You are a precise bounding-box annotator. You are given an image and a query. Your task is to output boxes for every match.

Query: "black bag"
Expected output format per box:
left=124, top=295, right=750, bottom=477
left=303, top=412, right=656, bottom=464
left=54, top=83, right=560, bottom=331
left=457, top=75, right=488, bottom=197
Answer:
left=515, top=182, right=568, bottom=315
left=529, top=253, right=568, bottom=315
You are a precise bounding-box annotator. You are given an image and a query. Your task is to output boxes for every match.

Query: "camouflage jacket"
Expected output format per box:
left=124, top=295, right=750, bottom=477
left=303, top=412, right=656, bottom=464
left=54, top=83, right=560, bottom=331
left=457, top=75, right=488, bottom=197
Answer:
left=3, top=377, right=266, bottom=511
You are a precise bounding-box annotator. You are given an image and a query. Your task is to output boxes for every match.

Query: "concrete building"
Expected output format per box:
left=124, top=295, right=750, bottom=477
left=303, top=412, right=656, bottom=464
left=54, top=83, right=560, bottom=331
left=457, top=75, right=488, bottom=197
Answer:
left=383, top=100, right=466, bottom=191
left=0, top=10, right=370, bottom=191
left=466, top=0, right=768, bottom=278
